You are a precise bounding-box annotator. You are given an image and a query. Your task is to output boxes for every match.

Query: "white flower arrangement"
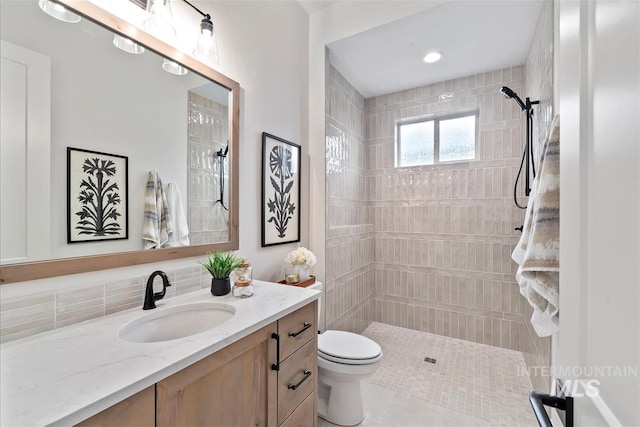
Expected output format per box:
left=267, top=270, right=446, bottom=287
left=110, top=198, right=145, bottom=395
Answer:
left=284, top=247, right=317, bottom=269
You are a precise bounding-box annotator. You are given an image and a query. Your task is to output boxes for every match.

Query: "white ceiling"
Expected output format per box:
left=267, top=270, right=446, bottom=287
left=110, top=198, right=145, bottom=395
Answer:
left=327, top=0, right=544, bottom=98
left=297, top=0, right=342, bottom=15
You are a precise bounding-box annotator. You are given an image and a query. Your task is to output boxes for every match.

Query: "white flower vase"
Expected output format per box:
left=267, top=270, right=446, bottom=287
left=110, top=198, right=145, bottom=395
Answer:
left=297, top=265, right=310, bottom=281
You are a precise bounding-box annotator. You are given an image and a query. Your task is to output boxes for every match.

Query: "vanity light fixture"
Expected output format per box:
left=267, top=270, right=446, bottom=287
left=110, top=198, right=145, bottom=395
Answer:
left=143, top=0, right=176, bottom=39
left=38, top=0, right=81, bottom=23
left=162, top=58, right=188, bottom=75
left=113, top=35, right=146, bottom=54
left=182, top=0, right=220, bottom=64
left=193, top=14, right=219, bottom=63
left=423, top=51, right=443, bottom=64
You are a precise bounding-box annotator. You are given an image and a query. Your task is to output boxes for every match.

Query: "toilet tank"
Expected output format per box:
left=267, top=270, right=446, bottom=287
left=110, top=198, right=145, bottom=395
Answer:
left=308, top=281, right=323, bottom=328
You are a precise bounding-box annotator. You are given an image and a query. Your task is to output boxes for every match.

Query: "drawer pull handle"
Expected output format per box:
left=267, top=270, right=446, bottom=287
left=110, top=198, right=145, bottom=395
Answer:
left=288, top=322, right=312, bottom=338
left=271, top=333, right=280, bottom=371
left=288, top=370, right=312, bottom=390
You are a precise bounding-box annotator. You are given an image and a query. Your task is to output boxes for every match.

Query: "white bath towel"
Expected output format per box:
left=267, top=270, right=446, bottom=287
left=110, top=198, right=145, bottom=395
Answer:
left=512, top=115, right=560, bottom=337
left=165, top=182, right=190, bottom=247
left=143, top=171, right=172, bottom=249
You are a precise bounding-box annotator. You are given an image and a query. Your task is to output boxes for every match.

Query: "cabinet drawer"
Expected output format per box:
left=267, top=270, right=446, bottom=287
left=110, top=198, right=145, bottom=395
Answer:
left=280, top=391, right=315, bottom=427
left=278, top=339, right=317, bottom=424
left=279, top=302, right=316, bottom=361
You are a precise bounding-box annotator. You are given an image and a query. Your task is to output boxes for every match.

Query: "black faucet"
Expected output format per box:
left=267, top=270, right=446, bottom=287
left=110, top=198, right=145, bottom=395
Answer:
left=143, top=270, right=172, bottom=310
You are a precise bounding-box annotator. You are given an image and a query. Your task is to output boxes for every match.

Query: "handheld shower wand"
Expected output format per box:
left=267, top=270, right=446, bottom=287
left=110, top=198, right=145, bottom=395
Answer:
left=499, top=86, right=526, bottom=111
left=500, top=86, right=539, bottom=210
left=214, top=142, right=229, bottom=211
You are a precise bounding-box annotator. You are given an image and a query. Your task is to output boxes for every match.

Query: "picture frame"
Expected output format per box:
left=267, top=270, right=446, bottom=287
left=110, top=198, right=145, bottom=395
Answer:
left=261, top=132, right=301, bottom=247
left=67, top=147, right=128, bottom=243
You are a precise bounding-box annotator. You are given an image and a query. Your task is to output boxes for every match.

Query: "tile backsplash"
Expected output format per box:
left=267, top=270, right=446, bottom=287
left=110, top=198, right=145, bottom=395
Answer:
left=0, top=266, right=210, bottom=343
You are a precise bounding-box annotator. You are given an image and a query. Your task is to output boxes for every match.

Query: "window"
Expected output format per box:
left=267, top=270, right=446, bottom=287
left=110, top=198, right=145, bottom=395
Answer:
left=396, top=111, right=478, bottom=166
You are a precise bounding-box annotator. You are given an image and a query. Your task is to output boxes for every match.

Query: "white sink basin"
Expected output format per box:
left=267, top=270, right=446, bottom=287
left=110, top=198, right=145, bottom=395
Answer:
left=118, top=302, right=235, bottom=343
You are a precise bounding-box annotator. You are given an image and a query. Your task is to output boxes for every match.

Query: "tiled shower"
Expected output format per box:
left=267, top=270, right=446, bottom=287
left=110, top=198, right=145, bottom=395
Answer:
left=325, top=0, right=553, bottom=394
left=187, top=90, right=230, bottom=246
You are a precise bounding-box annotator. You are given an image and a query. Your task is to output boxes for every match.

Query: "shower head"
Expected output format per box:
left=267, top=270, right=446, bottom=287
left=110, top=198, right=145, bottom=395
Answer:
left=499, top=86, right=517, bottom=98
left=499, top=86, right=526, bottom=111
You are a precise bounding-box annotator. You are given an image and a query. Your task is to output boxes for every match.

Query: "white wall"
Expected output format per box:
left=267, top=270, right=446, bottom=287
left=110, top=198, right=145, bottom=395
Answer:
left=1, top=0, right=309, bottom=292
left=557, top=0, right=640, bottom=425
left=212, top=1, right=310, bottom=281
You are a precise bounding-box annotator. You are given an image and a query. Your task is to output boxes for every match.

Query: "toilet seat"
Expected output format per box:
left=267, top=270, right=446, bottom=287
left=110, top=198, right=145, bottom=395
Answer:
left=318, top=330, right=382, bottom=365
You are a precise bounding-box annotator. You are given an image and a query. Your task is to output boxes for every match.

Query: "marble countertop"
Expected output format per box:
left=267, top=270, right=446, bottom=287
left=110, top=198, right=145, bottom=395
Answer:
left=0, top=280, right=320, bottom=426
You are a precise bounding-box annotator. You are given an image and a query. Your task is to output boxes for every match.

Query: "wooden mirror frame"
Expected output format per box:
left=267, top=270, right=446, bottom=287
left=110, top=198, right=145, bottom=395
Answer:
left=0, top=0, right=240, bottom=284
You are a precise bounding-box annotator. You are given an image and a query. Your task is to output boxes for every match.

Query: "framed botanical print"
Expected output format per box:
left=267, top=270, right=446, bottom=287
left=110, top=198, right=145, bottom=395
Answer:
left=261, top=132, right=301, bottom=247
left=67, top=147, right=128, bottom=243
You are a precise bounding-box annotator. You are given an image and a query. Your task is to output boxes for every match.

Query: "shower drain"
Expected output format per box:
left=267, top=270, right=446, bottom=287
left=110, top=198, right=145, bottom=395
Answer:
left=424, top=357, right=437, bottom=364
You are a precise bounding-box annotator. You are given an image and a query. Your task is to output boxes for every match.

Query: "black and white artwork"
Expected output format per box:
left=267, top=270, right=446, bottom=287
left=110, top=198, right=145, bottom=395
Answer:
left=67, top=147, right=128, bottom=243
left=261, top=133, right=301, bottom=247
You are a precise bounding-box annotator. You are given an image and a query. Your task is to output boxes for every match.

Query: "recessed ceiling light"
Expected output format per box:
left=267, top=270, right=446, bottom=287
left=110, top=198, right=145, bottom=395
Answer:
left=423, top=51, right=443, bottom=64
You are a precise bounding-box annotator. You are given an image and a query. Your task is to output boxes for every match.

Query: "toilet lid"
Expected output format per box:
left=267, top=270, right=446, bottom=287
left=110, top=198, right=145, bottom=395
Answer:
left=318, top=330, right=381, bottom=360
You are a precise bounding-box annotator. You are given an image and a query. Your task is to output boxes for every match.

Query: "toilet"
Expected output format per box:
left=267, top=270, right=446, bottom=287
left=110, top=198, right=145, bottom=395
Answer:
left=308, top=282, right=382, bottom=426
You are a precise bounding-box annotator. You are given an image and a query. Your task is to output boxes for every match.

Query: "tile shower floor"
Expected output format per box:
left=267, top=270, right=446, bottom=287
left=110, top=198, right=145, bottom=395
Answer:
left=318, top=322, right=537, bottom=427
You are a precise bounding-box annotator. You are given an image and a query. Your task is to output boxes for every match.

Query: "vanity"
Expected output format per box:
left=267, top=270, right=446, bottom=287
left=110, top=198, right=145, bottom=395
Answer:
left=1, top=281, right=319, bottom=426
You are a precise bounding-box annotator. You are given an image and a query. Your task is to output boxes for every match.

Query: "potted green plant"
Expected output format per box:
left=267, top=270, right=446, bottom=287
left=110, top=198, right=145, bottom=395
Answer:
left=200, top=251, right=244, bottom=296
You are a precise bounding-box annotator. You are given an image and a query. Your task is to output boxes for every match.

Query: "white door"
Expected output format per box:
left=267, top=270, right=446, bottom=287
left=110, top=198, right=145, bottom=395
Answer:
left=0, top=40, right=51, bottom=264
left=557, top=0, right=640, bottom=425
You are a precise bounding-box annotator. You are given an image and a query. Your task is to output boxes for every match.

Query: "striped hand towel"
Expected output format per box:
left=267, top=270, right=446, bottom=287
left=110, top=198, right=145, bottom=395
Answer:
left=143, top=171, right=172, bottom=249
left=512, top=115, right=560, bottom=337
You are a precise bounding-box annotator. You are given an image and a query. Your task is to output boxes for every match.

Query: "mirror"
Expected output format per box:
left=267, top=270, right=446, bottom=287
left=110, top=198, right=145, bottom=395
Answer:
left=0, top=0, right=239, bottom=283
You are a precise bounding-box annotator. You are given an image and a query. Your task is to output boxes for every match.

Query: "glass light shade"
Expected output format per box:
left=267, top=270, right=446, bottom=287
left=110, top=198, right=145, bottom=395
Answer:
left=143, top=0, right=176, bottom=39
left=193, top=20, right=219, bottom=64
left=162, top=59, right=188, bottom=76
left=113, top=35, right=145, bottom=54
left=38, top=0, right=81, bottom=23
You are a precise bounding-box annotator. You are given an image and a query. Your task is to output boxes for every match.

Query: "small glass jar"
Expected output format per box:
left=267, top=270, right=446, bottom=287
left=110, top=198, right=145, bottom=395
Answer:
left=231, top=261, right=252, bottom=285
left=232, top=279, right=254, bottom=298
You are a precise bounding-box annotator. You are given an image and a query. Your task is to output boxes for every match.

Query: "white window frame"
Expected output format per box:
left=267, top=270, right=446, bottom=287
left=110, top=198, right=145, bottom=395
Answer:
left=395, top=110, right=479, bottom=167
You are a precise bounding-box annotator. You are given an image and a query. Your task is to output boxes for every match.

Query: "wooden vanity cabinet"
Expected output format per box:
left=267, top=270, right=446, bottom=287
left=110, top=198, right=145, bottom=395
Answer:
left=156, top=322, right=278, bottom=427
left=75, top=386, right=154, bottom=427
left=156, top=300, right=317, bottom=427
left=77, top=301, right=317, bottom=427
